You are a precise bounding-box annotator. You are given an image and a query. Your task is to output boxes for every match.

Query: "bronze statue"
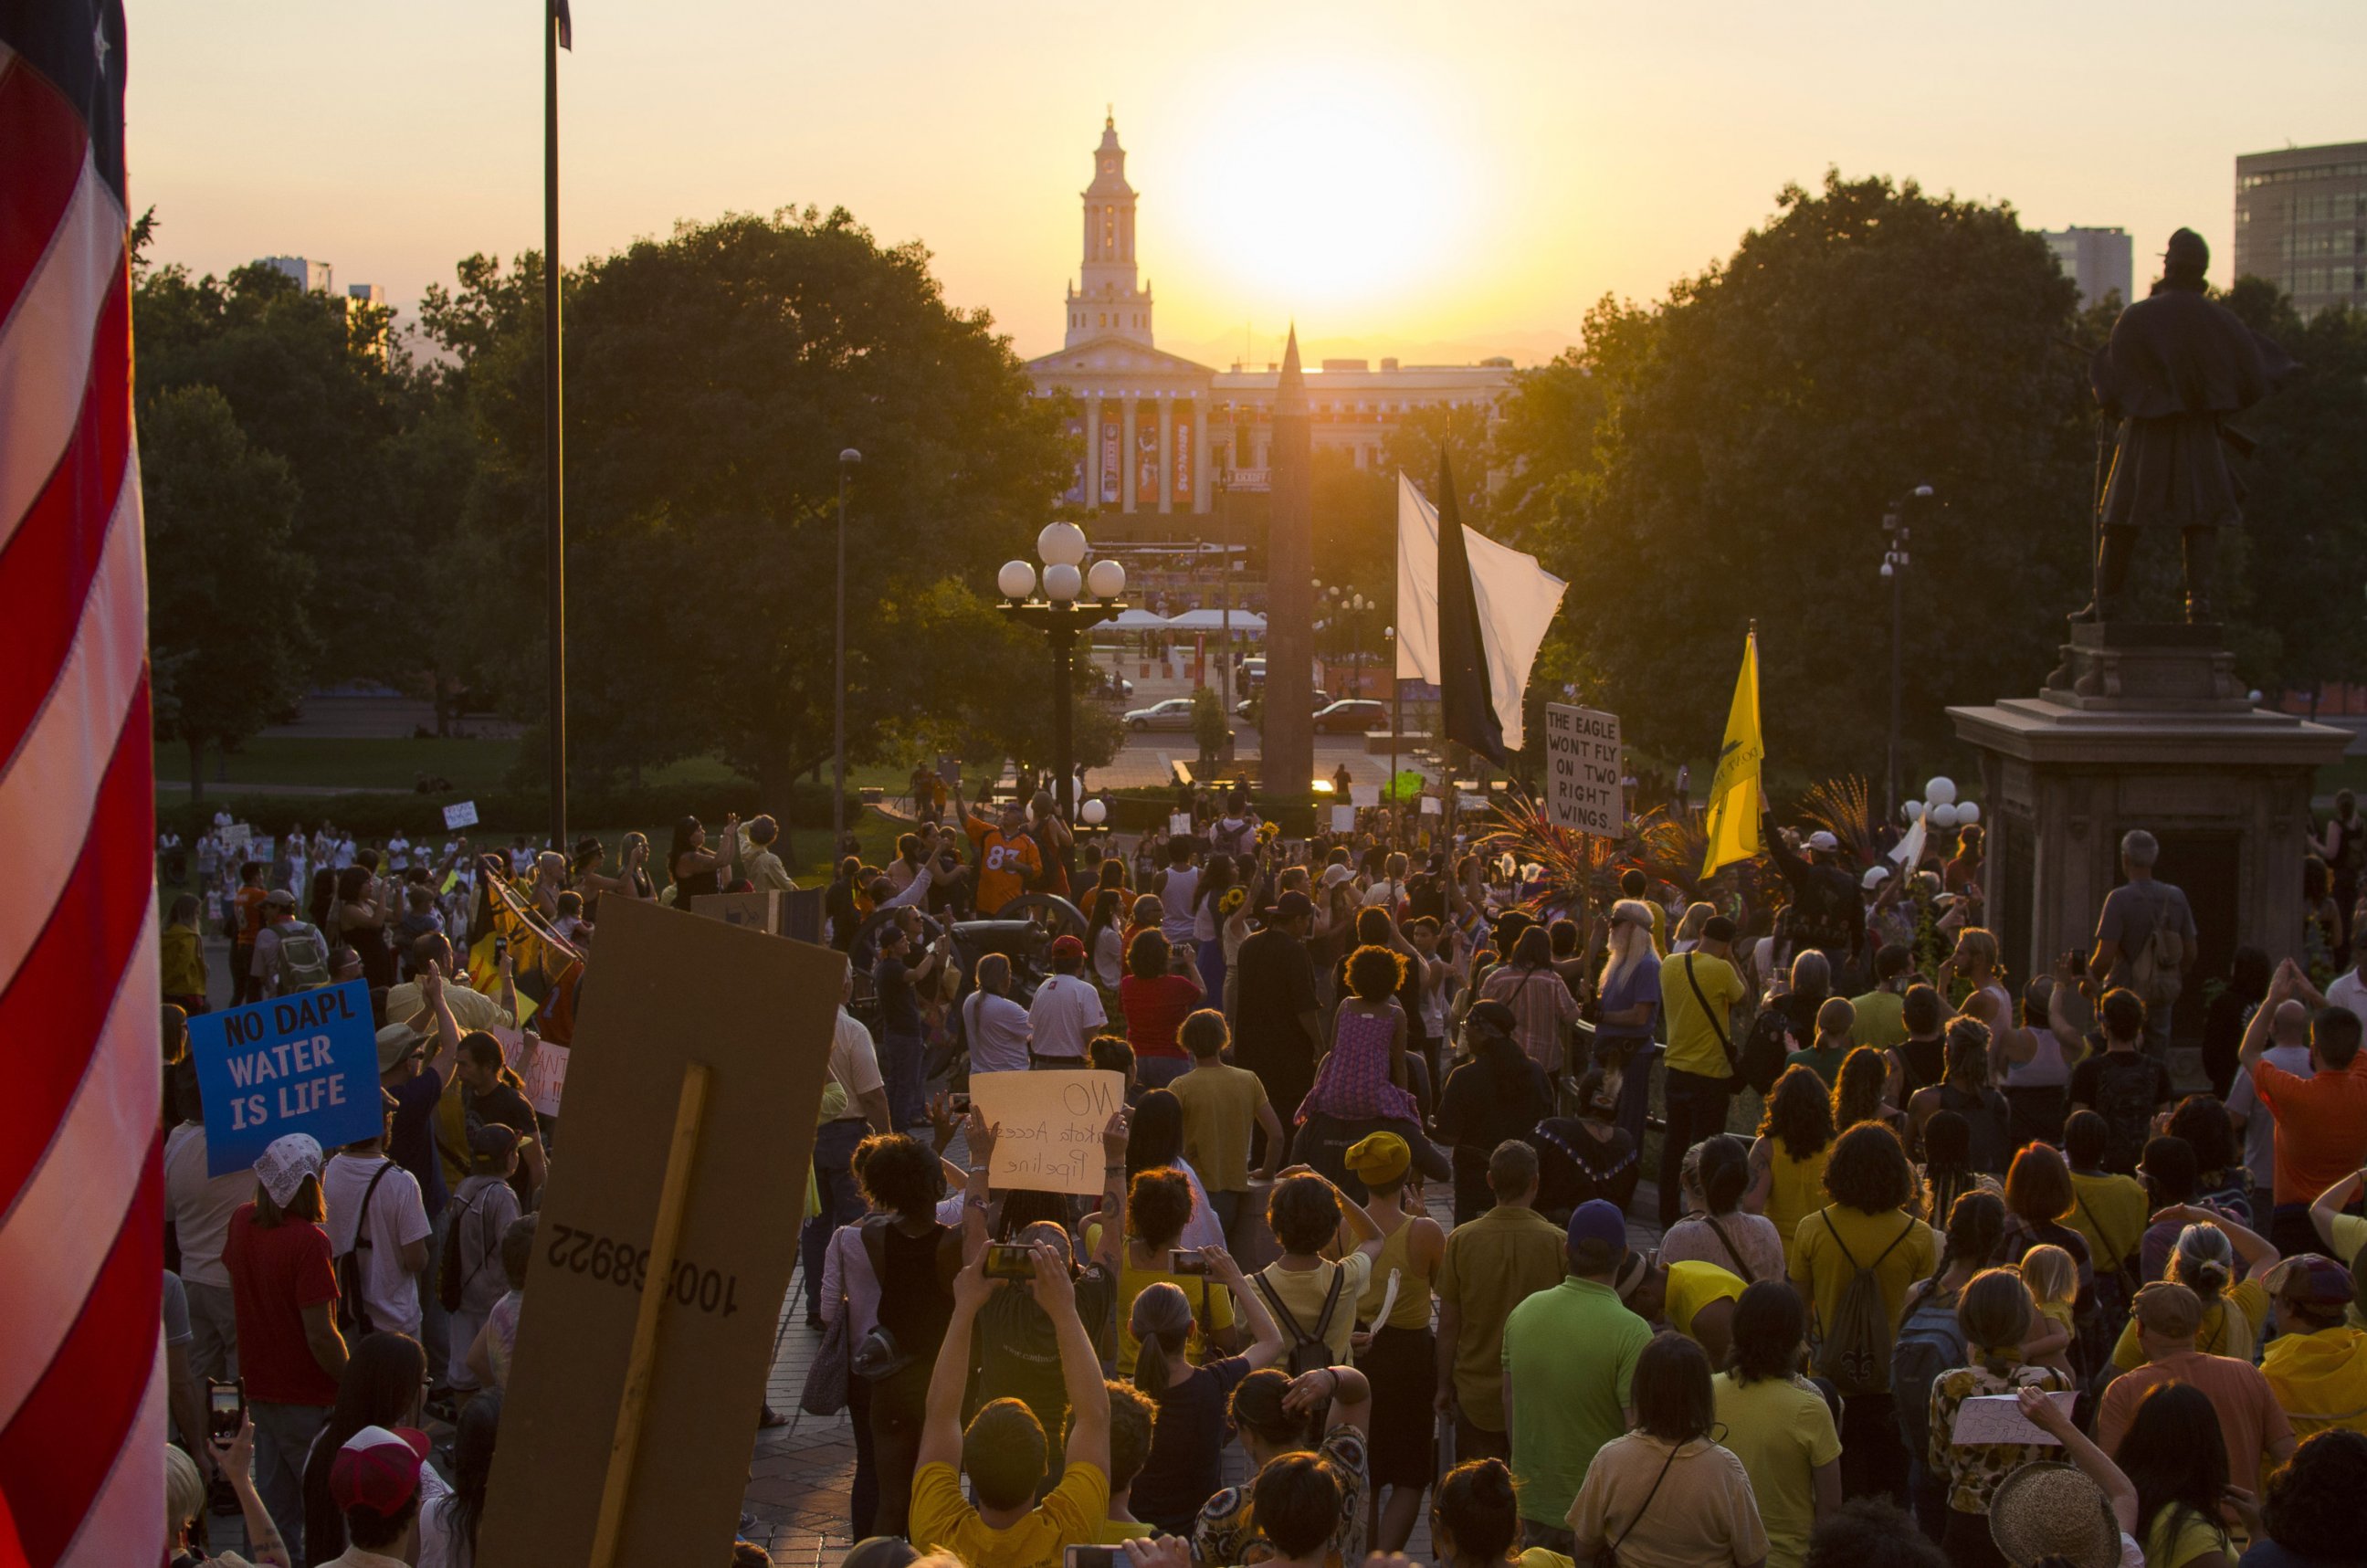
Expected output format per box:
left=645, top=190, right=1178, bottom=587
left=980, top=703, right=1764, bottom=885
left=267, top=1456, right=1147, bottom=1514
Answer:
left=2078, top=227, right=2291, bottom=624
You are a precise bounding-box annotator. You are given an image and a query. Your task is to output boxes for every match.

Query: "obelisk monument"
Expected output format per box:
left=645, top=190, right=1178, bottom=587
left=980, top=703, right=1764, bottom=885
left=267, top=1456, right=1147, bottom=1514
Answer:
left=1261, top=326, right=1314, bottom=798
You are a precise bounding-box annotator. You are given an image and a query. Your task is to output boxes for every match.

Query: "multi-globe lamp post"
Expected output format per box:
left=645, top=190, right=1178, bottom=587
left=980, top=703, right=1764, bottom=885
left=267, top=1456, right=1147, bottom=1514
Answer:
left=999, top=522, right=1128, bottom=820
left=1900, top=774, right=1981, bottom=847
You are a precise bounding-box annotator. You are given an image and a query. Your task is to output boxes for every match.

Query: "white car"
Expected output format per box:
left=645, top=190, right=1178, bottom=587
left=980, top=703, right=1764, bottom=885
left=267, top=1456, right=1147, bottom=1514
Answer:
left=1124, top=698, right=1197, bottom=732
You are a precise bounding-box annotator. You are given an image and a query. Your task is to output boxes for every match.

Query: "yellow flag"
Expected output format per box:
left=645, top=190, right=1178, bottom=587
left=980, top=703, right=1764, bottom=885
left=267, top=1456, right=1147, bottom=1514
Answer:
left=1701, top=627, right=1763, bottom=878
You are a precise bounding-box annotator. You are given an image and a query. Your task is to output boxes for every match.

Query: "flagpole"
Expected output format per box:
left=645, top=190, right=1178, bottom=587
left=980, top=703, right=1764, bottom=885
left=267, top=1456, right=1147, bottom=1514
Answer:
left=542, top=0, right=567, bottom=853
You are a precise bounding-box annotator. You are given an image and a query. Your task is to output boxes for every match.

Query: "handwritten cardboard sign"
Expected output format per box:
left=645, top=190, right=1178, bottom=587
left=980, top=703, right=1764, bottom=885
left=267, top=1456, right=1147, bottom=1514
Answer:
left=1331, top=805, right=1355, bottom=833
left=1542, top=702, right=1625, bottom=835
left=1349, top=784, right=1380, bottom=808
left=1951, top=1391, right=2074, bottom=1446
left=187, top=980, right=382, bottom=1176
left=477, top=896, right=843, bottom=1567
left=443, top=799, right=479, bottom=829
left=965, top=1068, right=1127, bottom=1195
left=492, top=1027, right=573, bottom=1118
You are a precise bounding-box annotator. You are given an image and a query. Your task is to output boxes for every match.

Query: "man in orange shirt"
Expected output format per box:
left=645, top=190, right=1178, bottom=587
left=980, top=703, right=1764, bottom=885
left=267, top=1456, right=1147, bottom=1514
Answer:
left=954, top=784, right=1040, bottom=916
left=232, top=859, right=270, bottom=1005
left=2242, top=957, right=2367, bottom=1258
left=2096, top=1282, right=2294, bottom=1498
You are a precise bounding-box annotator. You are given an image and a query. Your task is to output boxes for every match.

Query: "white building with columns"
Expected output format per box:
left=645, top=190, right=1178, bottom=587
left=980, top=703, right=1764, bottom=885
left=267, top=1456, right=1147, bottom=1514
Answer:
left=1023, top=116, right=1514, bottom=531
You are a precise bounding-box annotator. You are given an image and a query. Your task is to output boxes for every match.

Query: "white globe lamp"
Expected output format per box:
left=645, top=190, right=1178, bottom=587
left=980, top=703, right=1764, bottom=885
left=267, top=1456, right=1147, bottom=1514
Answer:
left=997, top=560, right=1036, bottom=600
left=1957, top=801, right=1982, bottom=826
left=1924, top=775, right=1958, bottom=807
left=1902, top=799, right=1924, bottom=825
left=1086, top=558, right=1126, bottom=600
left=1036, top=521, right=1089, bottom=568
left=1043, top=563, right=1083, bottom=602
left=1930, top=803, right=1961, bottom=829
left=1080, top=798, right=1108, bottom=826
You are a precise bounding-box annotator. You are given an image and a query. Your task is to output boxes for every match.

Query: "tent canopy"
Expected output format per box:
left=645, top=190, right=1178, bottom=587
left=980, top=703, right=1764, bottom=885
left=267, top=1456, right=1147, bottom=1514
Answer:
left=1103, top=607, right=1172, bottom=629
left=1162, top=607, right=1265, bottom=632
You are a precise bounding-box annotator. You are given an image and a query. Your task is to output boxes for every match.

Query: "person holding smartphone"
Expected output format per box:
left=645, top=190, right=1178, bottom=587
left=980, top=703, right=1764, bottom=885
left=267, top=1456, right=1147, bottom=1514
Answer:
left=909, top=1245, right=1111, bottom=1567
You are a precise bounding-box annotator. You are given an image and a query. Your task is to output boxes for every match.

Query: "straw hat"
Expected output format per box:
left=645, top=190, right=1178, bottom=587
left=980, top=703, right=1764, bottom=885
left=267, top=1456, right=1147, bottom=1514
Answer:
left=1989, top=1461, right=2120, bottom=1568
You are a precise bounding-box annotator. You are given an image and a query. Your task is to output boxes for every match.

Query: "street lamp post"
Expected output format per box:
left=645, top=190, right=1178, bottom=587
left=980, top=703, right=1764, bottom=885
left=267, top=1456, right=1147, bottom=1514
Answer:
left=1879, top=484, right=1933, bottom=822
left=835, top=448, right=860, bottom=846
left=1000, top=523, right=1128, bottom=820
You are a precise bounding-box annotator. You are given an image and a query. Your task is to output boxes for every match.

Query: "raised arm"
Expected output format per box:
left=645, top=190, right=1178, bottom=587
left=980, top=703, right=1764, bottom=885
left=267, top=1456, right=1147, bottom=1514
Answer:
left=2016, top=1387, right=2136, bottom=1533
left=916, top=1250, right=993, bottom=1470
left=2153, top=1203, right=2278, bottom=1276
left=1209, top=1247, right=1285, bottom=1368
left=2311, top=1169, right=2366, bottom=1252
left=1034, top=1244, right=1112, bottom=1476
left=961, top=1113, right=998, bottom=1268
left=2237, top=967, right=2287, bottom=1076
left=1092, top=1110, right=1131, bottom=1271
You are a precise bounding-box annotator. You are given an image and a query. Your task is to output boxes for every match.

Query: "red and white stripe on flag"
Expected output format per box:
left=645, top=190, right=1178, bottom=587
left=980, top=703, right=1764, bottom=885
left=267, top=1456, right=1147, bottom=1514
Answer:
left=0, top=2, right=165, bottom=1564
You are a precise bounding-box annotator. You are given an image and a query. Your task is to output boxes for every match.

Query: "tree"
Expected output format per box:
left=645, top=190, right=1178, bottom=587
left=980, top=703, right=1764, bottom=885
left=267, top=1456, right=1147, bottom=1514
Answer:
left=1513, top=172, right=2095, bottom=773
left=1310, top=450, right=1394, bottom=613
left=436, top=209, right=1075, bottom=802
left=142, top=385, right=315, bottom=795
left=2217, top=279, right=2367, bottom=705
left=1382, top=401, right=1493, bottom=523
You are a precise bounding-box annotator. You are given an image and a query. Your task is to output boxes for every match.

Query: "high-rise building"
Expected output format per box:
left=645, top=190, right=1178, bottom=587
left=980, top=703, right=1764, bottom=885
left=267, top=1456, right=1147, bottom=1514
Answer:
left=2235, top=140, right=2367, bottom=319
left=2037, top=226, right=2132, bottom=309
left=259, top=254, right=333, bottom=293
left=1025, top=115, right=1514, bottom=532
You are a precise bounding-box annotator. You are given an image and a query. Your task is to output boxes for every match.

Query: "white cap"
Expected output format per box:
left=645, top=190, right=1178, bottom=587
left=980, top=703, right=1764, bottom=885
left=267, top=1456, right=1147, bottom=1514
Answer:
left=1862, top=865, right=1893, bottom=890
left=1804, top=830, right=1840, bottom=853
left=254, top=1132, right=324, bottom=1206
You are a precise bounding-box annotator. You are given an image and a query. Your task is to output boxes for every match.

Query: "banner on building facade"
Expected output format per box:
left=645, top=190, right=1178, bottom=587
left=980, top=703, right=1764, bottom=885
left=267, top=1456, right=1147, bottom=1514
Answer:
left=1100, top=409, right=1121, bottom=505
left=1135, top=416, right=1159, bottom=506
left=1173, top=410, right=1194, bottom=503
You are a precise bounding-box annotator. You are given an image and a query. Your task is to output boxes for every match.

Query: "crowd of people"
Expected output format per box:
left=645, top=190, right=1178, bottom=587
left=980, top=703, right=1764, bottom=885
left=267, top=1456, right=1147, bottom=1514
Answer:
left=158, top=784, right=2367, bottom=1568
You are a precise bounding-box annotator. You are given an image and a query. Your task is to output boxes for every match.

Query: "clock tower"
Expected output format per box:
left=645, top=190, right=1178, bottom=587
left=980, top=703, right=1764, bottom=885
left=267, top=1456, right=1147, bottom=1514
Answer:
left=1066, top=112, right=1153, bottom=349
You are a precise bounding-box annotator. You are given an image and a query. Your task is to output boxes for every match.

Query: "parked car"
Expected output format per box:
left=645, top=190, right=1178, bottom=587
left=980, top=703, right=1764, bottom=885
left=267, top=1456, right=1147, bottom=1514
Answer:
left=1239, top=657, right=1266, bottom=689
left=1233, top=689, right=1332, bottom=721
left=1310, top=699, right=1388, bottom=734
left=1124, top=698, right=1197, bottom=732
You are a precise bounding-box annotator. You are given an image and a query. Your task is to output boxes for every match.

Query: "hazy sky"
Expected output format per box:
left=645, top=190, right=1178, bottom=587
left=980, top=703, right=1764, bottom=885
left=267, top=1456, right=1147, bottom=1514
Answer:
left=132, top=1, right=2365, bottom=367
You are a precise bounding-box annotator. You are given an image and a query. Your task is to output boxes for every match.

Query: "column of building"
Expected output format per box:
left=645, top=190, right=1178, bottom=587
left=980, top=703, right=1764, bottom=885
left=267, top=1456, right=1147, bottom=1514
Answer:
left=1083, top=397, right=1100, bottom=509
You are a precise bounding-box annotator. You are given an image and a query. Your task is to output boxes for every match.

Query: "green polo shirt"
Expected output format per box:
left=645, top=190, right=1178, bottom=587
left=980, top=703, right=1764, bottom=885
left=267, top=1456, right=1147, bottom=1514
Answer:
left=1501, top=1275, right=1652, bottom=1526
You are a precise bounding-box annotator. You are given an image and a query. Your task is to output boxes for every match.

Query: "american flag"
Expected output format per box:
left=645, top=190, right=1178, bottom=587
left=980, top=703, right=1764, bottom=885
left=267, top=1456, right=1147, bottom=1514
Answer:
left=0, top=1, right=164, bottom=1563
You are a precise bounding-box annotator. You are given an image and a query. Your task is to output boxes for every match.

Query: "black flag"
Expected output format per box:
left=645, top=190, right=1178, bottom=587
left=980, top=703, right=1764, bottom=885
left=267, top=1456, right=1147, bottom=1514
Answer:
left=1434, top=449, right=1506, bottom=766
left=554, top=0, right=572, bottom=47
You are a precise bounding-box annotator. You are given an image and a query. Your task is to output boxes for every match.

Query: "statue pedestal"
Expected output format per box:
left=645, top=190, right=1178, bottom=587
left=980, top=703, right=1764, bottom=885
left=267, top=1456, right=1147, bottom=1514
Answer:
left=1950, top=625, right=2347, bottom=1075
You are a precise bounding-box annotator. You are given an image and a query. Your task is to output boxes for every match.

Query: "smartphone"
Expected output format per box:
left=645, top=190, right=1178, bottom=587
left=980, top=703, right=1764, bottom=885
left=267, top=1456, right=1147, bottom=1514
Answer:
left=984, top=1242, right=1036, bottom=1281
left=1065, top=1549, right=1121, bottom=1568
left=493, top=936, right=508, bottom=958
left=948, top=1093, right=972, bottom=1115
left=1169, top=1248, right=1210, bottom=1276
left=206, top=1377, right=245, bottom=1439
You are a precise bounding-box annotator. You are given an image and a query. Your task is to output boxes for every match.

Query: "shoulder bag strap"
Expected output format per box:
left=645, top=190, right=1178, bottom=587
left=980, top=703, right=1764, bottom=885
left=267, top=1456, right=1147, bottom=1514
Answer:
left=1680, top=952, right=1738, bottom=1071
left=1702, top=1215, right=1754, bottom=1284
left=1310, top=1262, right=1348, bottom=1341
left=350, top=1160, right=394, bottom=1253
left=1606, top=1440, right=1684, bottom=1562
left=1819, top=1208, right=1861, bottom=1270
left=1252, top=1268, right=1317, bottom=1349
left=2072, top=1194, right=2129, bottom=1272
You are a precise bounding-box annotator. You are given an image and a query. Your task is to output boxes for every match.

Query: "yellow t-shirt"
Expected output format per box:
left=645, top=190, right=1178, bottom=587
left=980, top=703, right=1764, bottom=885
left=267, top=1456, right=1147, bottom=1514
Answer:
left=2036, top=1300, right=2076, bottom=1338
left=2330, top=1213, right=2367, bottom=1330
left=1764, top=1147, right=1831, bottom=1275
left=910, top=1459, right=1110, bottom=1568
left=1660, top=952, right=1745, bottom=1079
left=1846, top=989, right=1908, bottom=1052
left=2143, top=1507, right=2231, bottom=1568
left=1099, top=1520, right=1153, bottom=1543
left=2110, top=1279, right=2270, bottom=1372
left=1169, top=1063, right=1269, bottom=1194
left=1087, top=1226, right=1236, bottom=1374
left=1786, top=1206, right=1940, bottom=1393
left=1666, top=1260, right=1747, bottom=1345
left=1519, top=1551, right=1576, bottom=1568
left=1712, top=1372, right=1843, bottom=1568
left=1253, top=1254, right=1374, bottom=1363
left=2067, top=1170, right=2149, bottom=1275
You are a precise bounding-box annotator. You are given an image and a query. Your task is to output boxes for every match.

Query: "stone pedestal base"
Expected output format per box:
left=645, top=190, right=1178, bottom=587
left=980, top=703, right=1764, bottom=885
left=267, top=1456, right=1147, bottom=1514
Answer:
left=1951, top=629, right=2348, bottom=1044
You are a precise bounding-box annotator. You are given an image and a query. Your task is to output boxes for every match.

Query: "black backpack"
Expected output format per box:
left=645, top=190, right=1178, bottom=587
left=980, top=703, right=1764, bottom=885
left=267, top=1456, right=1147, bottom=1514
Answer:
left=332, top=1162, right=394, bottom=1336
left=1252, top=1263, right=1347, bottom=1376
left=1739, top=1007, right=1791, bottom=1096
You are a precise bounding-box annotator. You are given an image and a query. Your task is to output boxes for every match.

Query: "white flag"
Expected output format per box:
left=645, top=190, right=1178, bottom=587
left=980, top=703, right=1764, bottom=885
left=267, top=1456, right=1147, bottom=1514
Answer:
left=1394, top=471, right=1566, bottom=752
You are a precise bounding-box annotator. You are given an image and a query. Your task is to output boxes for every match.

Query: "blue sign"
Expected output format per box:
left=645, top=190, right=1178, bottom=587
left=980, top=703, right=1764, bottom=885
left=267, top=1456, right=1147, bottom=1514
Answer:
left=188, top=980, right=383, bottom=1177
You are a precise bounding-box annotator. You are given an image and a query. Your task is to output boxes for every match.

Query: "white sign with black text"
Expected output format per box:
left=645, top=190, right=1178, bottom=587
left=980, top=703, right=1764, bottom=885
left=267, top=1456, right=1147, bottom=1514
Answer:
left=1541, top=702, right=1625, bottom=835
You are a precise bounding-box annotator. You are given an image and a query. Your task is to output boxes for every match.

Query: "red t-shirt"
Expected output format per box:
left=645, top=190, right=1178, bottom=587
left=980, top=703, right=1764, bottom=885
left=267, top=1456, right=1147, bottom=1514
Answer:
left=1120, top=973, right=1204, bottom=1059
left=224, top=1205, right=341, bottom=1406
left=2251, top=1057, right=2367, bottom=1205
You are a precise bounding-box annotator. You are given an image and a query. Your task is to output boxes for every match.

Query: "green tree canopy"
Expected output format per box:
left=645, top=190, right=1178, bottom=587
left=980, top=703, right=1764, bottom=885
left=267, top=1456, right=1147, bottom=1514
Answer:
left=142, top=384, right=315, bottom=795
left=1510, top=171, right=2095, bottom=773
left=435, top=208, right=1077, bottom=800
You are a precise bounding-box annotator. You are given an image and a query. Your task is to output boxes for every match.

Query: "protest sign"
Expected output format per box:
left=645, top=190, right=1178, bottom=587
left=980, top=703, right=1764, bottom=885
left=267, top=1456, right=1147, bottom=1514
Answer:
left=1350, top=784, right=1380, bottom=808
left=187, top=981, right=381, bottom=1176
left=965, top=1068, right=1127, bottom=1195
left=689, top=889, right=781, bottom=933
left=478, top=896, right=842, bottom=1568
left=780, top=887, right=826, bottom=945
left=223, top=822, right=253, bottom=850
left=1420, top=795, right=1442, bottom=816
left=1541, top=702, right=1625, bottom=834
left=1331, top=805, right=1355, bottom=833
left=492, top=1028, right=573, bottom=1118
left=443, top=799, right=479, bottom=829
left=1168, top=812, right=1194, bottom=837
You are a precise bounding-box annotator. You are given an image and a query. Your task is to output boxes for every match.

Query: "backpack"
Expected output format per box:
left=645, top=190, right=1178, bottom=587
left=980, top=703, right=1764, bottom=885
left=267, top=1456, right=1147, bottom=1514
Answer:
left=438, top=1184, right=495, bottom=1314
left=1890, top=1283, right=1968, bottom=1458
left=2090, top=1054, right=2159, bottom=1174
left=2121, top=886, right=2185, bottom=1012
left=272, top=920, right=332, bottom=992
left=1812, top=1211, right=1915, bottom=1396
left=1252, top=1263, right=1347, bottom=1376
left=333, top=1161, right=394, bottom=1337
left=1738, top=1006, right=1791, bottom=1096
